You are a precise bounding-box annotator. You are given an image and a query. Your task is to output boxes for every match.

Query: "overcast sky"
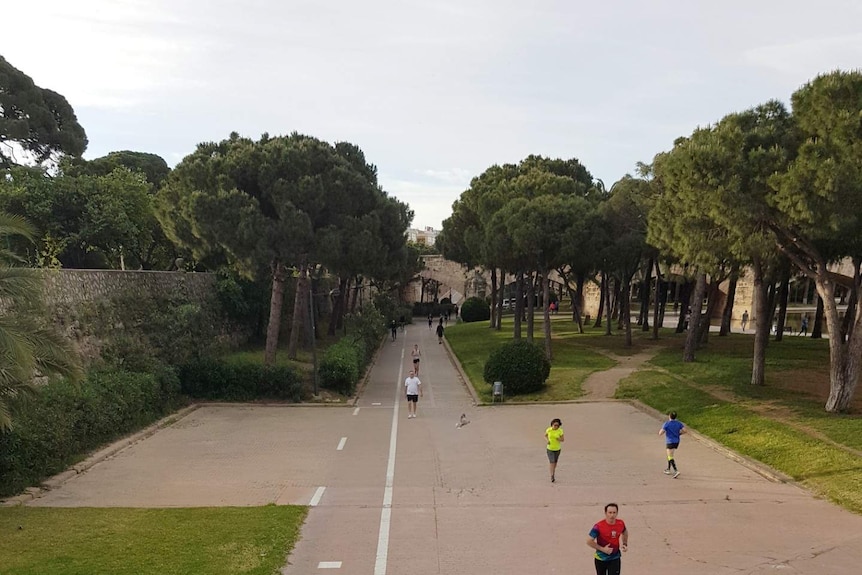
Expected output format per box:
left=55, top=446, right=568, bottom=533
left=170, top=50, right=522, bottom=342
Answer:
left=4, top=1, right=862, bottom=229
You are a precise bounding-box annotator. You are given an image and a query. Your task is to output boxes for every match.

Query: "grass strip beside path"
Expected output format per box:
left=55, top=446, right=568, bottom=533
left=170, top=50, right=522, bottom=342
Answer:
left=445, top=320, right=615, bottom=402
left=0, top=505, right=307, bottom=575
left=617, top=370, right=862, bottom=514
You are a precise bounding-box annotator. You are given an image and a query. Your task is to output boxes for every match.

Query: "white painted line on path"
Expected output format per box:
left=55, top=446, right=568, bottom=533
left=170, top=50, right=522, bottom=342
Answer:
left=353, top=407, right=360, bottom=415
left=374, top=346, right=405, bottom=575
left=336, top=437, right=347, bottom=451
left=318, top=561, right=342, bottom=568
left=309, top=486, right=326, bottom=506
left=372, top=402, right=382, bottom=406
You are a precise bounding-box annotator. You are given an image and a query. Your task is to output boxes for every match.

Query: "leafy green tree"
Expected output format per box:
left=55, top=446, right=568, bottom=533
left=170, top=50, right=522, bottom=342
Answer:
left=0, top=212, right=82, bottom=429
left=0, top=166, right=170, bottom=269
left=157, top=133, right=393, bottom=365
left=768, top=71, right=862, bottom=412
left=64, top=151, right=171, bottom=189
left=0, top=55, right=87, bottom=168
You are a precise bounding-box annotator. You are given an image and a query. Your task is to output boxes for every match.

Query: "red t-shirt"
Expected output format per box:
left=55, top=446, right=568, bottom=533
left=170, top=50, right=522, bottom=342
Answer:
left=589, top=519, right=626, bottom=560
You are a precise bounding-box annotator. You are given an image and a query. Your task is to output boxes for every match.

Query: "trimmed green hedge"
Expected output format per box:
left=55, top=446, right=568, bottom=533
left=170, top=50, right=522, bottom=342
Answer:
left=460, top=296, right=490, bottom=323
left=0, top=368, right=182, bottom=497
left=483, top=339, right=550, bottom=394
left=178, top=360, right=304, bottom=402
left=319, top=340, right=363, bottom=395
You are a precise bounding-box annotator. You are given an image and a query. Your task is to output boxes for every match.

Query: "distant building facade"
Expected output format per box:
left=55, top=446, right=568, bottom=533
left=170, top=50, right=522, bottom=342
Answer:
left=406, top=226, right=438, bottom=246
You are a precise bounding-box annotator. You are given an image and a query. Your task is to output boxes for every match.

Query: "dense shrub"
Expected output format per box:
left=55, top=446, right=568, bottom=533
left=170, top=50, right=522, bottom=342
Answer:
left=0, top=367, right=182, bottom=497
left=344, top=306, right=386, bottom=360
left=319, top=339, right=363, bottom=395
left=178, top=359, right=304, bottom=402
left=482, top=340, right=551, bottom=395
left=460, top=297, right=490, bottom=323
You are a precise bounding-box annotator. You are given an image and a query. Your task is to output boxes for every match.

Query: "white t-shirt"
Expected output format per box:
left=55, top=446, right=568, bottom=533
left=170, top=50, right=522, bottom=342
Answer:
left=404, top=376, right=421, bottom=395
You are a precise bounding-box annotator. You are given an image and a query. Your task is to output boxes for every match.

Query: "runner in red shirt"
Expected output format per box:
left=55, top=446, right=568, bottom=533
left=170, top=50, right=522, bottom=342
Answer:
left=587, top=503, right=628, bottom=575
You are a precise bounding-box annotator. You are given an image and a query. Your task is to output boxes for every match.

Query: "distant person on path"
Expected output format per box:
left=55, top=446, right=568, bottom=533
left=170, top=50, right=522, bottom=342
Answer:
left=404, top=369, right=422, bottom=418
left=390, top=319, right=397, bottom=342
left=658, top=411, right=686, bottom=478
left=411, top=344, right=421, bottom=375
left=436, top=322, right=445, bottom=345
left=799, top=313, right=809, bottom=336
left=587, top=503, right=628, bottom=575
left=741, top=310, right=749, bottom=331
left=544, top=418, right=565, bottom=483
left=428, top=314, right=433, bottom=329
left=399, top=314, right=406, bottom=332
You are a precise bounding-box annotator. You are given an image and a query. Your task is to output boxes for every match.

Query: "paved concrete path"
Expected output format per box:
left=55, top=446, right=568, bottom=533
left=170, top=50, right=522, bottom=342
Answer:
left=27, top=323, right=862, bottom=575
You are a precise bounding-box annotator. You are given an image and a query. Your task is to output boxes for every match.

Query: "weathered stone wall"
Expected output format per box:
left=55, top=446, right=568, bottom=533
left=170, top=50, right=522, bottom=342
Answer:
left=40, top=269, right=217, bottom=306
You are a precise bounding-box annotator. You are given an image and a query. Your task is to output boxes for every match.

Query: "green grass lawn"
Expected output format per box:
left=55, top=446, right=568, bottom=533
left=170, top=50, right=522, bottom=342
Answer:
left=445, top=317, right=615, bottom=402
left=616, top=370, right=862, bottom=514
left=0, top=505, right=307, bottom=575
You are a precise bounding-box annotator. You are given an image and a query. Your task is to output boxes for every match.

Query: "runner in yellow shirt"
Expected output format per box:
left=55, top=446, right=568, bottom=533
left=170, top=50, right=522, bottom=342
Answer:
left=544, top=418, right=565, bottom=483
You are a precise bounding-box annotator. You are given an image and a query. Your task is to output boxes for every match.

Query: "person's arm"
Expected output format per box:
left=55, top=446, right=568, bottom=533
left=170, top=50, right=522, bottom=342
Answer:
left=418, top=381, right=423, bottom=397
left=658, top=427, right=665, bottom=436
left=544, top=430, right=549, bottom=442
left=558, top=431, right=564, bottom=443
left=586, top=536, right=613, bottom=555
left=621, top=527, right=628, bottom=551
left=679, top=426, right=686, bottom=435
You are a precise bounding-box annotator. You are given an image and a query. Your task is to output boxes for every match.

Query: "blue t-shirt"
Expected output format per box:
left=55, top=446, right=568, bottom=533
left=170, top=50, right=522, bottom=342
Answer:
left=662, top=419, right=685, bottom=444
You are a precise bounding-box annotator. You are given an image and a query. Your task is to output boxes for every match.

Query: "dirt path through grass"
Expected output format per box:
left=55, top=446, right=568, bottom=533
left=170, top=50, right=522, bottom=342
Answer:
left=581, top=346, right=662, bottom=399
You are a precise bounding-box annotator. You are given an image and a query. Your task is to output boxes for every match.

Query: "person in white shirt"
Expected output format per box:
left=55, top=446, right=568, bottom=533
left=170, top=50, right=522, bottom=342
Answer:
left=404, top=370, right=422, bottom=418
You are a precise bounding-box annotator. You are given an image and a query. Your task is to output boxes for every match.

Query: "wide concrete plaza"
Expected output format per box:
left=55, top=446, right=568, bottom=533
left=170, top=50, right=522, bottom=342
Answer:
left=27, top=322, right=862, bottom=574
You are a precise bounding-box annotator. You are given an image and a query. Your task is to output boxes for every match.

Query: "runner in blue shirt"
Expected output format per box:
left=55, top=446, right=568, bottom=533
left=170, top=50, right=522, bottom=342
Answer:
left=658, top=411, right=686, bottom=478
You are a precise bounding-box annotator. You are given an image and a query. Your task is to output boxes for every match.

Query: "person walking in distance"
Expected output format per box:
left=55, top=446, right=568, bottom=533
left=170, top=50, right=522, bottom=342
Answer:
left=799, top=313, right=809, bottom=336
left=659, top=411, right=686, bottom=478
left=411, top=344, right=421, bottom=375
left=390, top=319, right=397, bottom=342
left=544, top=418, right=564, bottom=483
left=404, top=369, right=422, bottom=419
left=587, top=503, right=628, bottom=575
left=741, top=310, right=749, bottom=332
left=428, top=314, right=433, bottom=330
left=436, top=322, right=444, bottom=345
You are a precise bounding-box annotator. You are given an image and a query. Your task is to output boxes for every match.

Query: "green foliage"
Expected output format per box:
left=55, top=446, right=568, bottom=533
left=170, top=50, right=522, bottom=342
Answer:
left=214, top=269, right=270, bottom=339
left=344, top=305, right=386, bottom=356
left=459, top=296, right=490, bottom=323
left=0, top=55, right=88, bottom=168
left=318, top=339, right=363, bottom=395
left=482, top=339, right=551, bottom=394
left=0, top=212, right=82, bottom=430
left=0, top=505, right=307, bottom=575
left=86, top=290, right=226, bottom=370
left=178, top=359, right=303, bottom=401
left=0, top=367, right=181, bottom=496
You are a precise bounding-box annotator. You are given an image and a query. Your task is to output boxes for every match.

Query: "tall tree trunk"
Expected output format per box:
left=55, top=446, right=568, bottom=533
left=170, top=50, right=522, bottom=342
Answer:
left=816, top=270, right=862, bottom=412
left=287, top=263, right=308, bottom=360
left=640, top=257, right=653, bottom=330
left=526, top=271, right=536, bottom=343
left=594, top=274, right=605, bottom=328
left=513, top=272, right=524, bottom=340
left=623, top=279, right=633, bottom=347
left=683, top=271, right=707, bottom=362
left=542, top=272, right=552, bottom=359
left=575, top=273, right=586, bottom=333
left=720, top=271, right=738, bottom=336
left=489, top=267, right=498, bottom=329
left=651, top=259, right=663, bottom=340
left=698, top=279, right=720, bottom=346
left=751, top=259, right=770, bottom=385
left=264, top=260, right=287, bottom=366
left=775, top=273, right=790, bottom=342
left=604, top=275, right=613, bottom=336
left=675, top=281, right=692, bottom=333
left=812, top=294, right=824, bottom=339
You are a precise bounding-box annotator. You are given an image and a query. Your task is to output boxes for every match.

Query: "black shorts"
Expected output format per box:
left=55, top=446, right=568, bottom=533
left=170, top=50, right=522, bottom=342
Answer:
left=594, top=557, right=621, bottom=575
left=666, top=442, right=680, bottom=449
left=413, top=358, right=420, bottom=364
left=406, top=394, right=419, bottom=403
left=547, top=449, right=561, bottom=463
